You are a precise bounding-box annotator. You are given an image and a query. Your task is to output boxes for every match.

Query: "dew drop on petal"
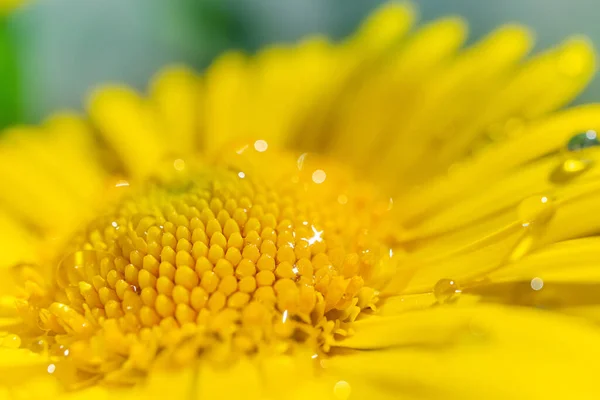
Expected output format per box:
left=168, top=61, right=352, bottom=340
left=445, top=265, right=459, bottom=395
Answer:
left=334, top=380, right=351, bottom=400
left=549, top=158, right=592, bottom=184
left=433, top=279, right=460, bottom=303
left=47, top=364, right=56, bottom=374
left=115, top=180, right=130, bottom=188
left=567, top=131, right=599, bottom=151
left=517, top=195, right=555, bottom=227
left=29, top=338, right=48, bottom=353
left=508, top=196, right=555, bottom=263
left=173, top=159, right=186, bottom=171
left=531, top=277, right=544, bottom=291
left=507, top=233, right=536, bottom=264
left=56, top=250, right=110, bottom=289
left=312, top=169, right=327, bottom=184
left=254, top=140, right=268, bottom=152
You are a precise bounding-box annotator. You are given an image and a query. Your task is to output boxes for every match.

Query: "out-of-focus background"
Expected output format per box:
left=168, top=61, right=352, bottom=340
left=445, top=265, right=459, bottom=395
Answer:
left=1, top=0, right=599, bottom=128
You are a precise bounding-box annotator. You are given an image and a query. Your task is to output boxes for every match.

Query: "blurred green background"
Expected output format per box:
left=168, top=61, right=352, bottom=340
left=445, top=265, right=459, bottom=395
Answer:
left=1, top=0, right=599, bottom=128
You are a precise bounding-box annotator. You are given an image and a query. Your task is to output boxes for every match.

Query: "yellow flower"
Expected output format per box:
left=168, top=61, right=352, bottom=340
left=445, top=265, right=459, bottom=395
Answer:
left=1, top=2, right=600, bottom=399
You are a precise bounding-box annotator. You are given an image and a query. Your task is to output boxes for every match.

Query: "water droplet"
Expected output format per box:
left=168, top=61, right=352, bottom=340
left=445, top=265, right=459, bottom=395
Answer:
left=56, top=250, right=113, bottom=289
left=386, top=198, right=394, bottom=211
left=530, top=277, right=544, bottom=291
left=334, top=380, right=351, bottom=400
left=312, top=169, right=327, bottom=184
left=567, top=131, right=599, bottom=151
left=254, top=140, right=268, bottom=152
left=508, top=195, right=555, bottom=263
left=115, top=180, right=130, bottom=188
left=517, top=195, right=555, bottom=227
left=433, top=279, right=461, bottom=303
left=297, top=153, right=308, bottom=170
left=237, top=171, right=245, bottom=179
left=128, top=214, right=159, bottom=242
left=549, top=158, right=592, bottom=184
left=173, top=159, right=186, bottom=171
left=49, top=344, right=67, bottom=357
left=29, top=338, right=48, bottom=353
left=235, top=144, right=249, bottom=154
left=507, top=233, right=536, bottom=263
left=549, top=131, right=599, bottom=184
left=47, top=363, right=56, bottom=374
left=282, top=310, right=289, bottom=323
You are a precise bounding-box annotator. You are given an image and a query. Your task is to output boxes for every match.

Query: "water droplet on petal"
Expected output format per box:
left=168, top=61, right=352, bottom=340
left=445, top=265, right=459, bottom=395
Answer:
left=29, top=338, right=48, bottom=353
left=549, top=158, right=592, bottom=184
left=56, top=251, right=113, bottom=289
left=567, top=131, right=599, bottom=151
left=517, top=195, right=555, bottom=227
left=312, top=169, right=327, bottom=184
left=297, top=153, right=308, bottom=170
left=509, top=195, right=555, bottom=263
left=114, top=180, right=130, bottom=188
left=530, top=277, right=544, bottom=291
left=334, top=380, right=351, bottom=400
left=173, top=159, right=186, bottom=171
left=254, top=140, right=268, bottom=152
left=433, top=279, right=461, bottom=303
left=47, top=363, right=56, bottom=374
left=507, top=233, right=536, bottom=263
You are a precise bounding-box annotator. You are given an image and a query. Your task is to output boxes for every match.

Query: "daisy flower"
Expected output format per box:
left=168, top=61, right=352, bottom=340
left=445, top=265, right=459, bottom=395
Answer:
left=1, top=2, right=600, bottom=399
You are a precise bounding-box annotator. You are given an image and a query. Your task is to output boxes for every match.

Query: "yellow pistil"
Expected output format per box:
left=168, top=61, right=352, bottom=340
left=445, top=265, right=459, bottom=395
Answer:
left=9, top=141, right=400, bottom=388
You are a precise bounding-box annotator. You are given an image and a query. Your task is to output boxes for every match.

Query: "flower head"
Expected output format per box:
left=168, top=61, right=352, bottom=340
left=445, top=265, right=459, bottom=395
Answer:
left=1, top=2, right=600, bottom=399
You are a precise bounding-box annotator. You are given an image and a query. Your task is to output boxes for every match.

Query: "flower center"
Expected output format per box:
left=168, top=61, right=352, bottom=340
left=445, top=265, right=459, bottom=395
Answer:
left=11, top=142, right=398, bottom=388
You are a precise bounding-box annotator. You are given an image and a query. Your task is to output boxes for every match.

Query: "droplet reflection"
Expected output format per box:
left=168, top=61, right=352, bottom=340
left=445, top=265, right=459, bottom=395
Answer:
left=312, top=169, right=327, bottom=184
left=567, top=131, right=599, bottom=151
left=334, top=380, right=351, bottom=400
left=549, top=158, right=592, bottom=184
left=517, top=195, right=555, bottom=227
left=254, top=140, right=268, bottom=152
left=433, top=279, right=461, bottom=303
left=531, top=277, right=544, bottom=291
left=173, top=159, right=186, bottom=171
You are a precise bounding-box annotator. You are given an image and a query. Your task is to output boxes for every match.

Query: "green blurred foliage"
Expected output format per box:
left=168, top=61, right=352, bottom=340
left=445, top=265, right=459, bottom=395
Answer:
left=0, top=17, right=21, bottom=129
left=0, top=0, right=599, bottom=129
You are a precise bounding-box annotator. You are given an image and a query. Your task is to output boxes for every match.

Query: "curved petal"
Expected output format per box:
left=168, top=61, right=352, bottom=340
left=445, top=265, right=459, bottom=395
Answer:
left=329, top=304, right=600, bottom=399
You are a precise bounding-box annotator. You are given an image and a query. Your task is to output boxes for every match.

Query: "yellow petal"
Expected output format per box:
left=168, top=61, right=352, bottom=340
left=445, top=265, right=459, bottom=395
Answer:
left=88, top=86, right=167, bottom=180
left=329, top=304, right=600, bottom=399
left=149, top=66, right=202, bottom=153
